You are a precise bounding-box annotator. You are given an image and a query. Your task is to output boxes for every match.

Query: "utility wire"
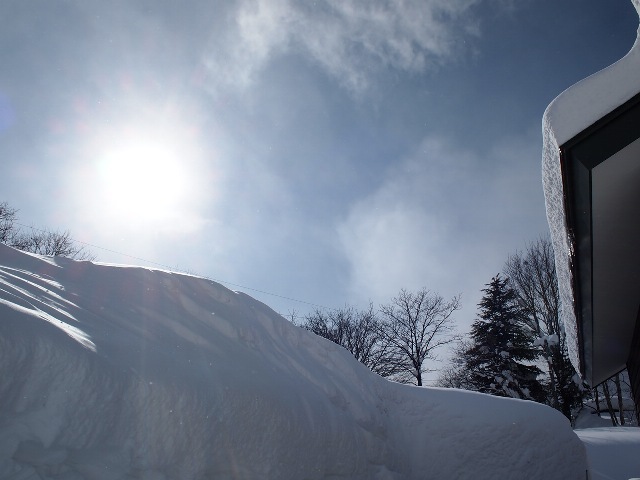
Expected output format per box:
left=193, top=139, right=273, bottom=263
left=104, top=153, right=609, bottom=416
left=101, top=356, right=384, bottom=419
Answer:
left=12, top=221, right=329, bottom=310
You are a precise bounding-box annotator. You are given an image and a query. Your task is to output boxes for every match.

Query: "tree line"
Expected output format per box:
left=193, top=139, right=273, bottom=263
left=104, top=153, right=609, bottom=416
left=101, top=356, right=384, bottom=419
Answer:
left=0, top=201, right=93, bottom=260
left=437, top=238, right=587, bottom=419
left=299, top=237, right=636, bottom=423
left=297, top=288, right=460, bottom=386
left=591, top=371, right=636, bottom=426
left=1, top=200, right=633, bottom=423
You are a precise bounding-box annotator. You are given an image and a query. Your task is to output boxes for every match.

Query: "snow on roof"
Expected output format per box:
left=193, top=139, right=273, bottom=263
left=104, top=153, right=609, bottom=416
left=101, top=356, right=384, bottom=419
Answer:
left=542, top=0, right=640, bottom=377
left=0, top=243, right=586, bottom=478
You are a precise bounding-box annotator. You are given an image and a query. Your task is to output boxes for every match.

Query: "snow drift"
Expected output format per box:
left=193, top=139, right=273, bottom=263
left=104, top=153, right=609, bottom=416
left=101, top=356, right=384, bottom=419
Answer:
left=576, top=427, right=640, bottom=480
left=0, top=243, right=586, bottom=479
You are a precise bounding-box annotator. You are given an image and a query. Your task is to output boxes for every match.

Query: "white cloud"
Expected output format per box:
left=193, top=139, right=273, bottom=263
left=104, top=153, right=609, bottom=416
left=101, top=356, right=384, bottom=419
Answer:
left=337, top=133, right=549, bottom=325
left=203, top=0, right=484, bottom=93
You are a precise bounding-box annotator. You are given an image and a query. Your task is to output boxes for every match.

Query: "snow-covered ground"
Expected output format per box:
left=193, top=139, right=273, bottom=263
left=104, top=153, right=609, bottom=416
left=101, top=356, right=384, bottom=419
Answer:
left=573, top=407, right=640, bottom=479
left=576, top=428, right=640, bottom=480
left=0, top=243, right=589, bottom=478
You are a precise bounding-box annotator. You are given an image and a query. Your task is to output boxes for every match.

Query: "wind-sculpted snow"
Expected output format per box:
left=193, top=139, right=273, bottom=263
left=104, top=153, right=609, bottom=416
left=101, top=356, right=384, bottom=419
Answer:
left=0, top=244, right=586, bottom=479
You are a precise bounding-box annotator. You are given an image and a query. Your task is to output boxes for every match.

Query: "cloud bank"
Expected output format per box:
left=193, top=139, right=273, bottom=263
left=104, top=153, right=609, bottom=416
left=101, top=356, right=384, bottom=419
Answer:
left=338, top=132, right=548, bottom=324
left=204, top=0, right=483, bottom=93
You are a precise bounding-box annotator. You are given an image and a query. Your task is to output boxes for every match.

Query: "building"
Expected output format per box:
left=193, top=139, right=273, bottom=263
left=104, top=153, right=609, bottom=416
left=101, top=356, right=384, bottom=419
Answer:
left=542, top=0, right=640, bottom=412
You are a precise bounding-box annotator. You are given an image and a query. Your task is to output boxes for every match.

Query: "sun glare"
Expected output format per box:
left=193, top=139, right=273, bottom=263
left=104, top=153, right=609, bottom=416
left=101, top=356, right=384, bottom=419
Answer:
left=66, top=104, right=216, bottom=238
left=100, top=143, right=183, bottom=208
left=92, top=130, right=199, bottom=227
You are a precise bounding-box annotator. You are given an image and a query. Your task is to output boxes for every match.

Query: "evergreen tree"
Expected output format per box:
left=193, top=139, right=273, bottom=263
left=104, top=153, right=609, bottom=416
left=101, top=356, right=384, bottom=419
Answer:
left=465, top=275, right=544, bottom=401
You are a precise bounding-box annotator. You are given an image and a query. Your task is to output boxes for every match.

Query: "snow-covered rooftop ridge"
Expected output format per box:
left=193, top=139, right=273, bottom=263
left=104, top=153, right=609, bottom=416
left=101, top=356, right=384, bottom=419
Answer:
left=544, top=0, right=640, bottom=146
left=0, top=243, right=587, bottom=479
left=542, top=0, right=640, bottom=376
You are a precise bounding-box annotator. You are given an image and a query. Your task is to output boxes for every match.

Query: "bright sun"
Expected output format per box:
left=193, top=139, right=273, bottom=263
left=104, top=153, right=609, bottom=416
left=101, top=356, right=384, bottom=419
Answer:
left=94, top=133, right=195, bottom=225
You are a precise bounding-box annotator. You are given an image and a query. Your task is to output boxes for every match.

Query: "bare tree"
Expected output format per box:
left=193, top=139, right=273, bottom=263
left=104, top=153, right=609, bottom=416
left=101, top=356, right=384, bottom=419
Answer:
left=0, top=201, right=18, bottom=244
left=595, top=372, right=635, bottom=426
left=602, top=380, right=619, bottom=426
left=436, top=339, right=475, bottom=389
left=614, top=373, right=625, bottom=426
left=302, top=305, right=402, bottom=378
left=285, top=309, right=301, bottom=325
left=10, top=229, right=94, bottom=260
left=378, top=289, right=460, bottom=386
left=620, top=372, right=639, bottom=425
left=504, top=237, right=584, bottom=418
left=0, top=201, right=94, bottom=260
left=594, top=384, right=602, bottom=417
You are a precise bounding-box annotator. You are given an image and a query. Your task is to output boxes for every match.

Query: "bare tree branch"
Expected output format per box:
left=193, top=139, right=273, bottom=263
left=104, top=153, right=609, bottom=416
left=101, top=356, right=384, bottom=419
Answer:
left=301, top=305, right=403, bottom=378
left=0, top=201, right=95, bottom=260
left=379, top=289, right=460, bottom=386
left=504, top=237, right=585, bottom=418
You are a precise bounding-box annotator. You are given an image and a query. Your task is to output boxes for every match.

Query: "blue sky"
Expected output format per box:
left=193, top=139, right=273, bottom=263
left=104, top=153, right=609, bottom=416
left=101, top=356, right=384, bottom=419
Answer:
left=0, top=0, right=637, bottom=343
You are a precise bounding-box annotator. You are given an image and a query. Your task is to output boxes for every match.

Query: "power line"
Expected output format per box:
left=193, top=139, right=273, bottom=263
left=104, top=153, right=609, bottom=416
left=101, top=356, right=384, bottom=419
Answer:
left=12, top=221, right=329, bottom=310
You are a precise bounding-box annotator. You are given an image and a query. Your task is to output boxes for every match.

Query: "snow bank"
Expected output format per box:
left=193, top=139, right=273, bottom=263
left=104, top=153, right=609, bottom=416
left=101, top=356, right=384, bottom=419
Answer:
left=542, top=0, right=640, bottom=375
left=575, top=428, right=640, bottom=480
left=0, top=244, right=586, bottom=479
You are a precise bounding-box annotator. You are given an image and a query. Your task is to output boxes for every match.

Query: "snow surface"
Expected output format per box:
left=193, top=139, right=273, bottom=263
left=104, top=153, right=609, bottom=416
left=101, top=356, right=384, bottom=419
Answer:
left=0, top=243, right=587, bottom=479
left=542, top=0, right=640, bottom=375
left=575, top=428, right=640, bottom=480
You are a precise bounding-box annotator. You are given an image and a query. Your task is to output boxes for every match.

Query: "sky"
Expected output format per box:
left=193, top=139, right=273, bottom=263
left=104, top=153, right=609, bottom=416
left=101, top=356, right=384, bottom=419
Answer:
left=0, top=0, right=638, bottom=368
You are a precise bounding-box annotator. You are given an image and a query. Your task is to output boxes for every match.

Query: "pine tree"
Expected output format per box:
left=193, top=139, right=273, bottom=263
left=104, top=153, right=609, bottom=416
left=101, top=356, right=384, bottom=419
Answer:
left=465, top=275, right=544, bottom=401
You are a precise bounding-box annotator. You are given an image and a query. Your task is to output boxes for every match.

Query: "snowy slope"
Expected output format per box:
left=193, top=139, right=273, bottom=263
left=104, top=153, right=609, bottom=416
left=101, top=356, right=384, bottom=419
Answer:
left=0, top=243, right=586, bottom=479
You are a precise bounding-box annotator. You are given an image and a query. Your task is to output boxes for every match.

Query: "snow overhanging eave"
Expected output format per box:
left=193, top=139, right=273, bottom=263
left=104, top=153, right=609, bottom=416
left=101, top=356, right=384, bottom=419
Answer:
left=542, top=0, right=640, bottom=383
